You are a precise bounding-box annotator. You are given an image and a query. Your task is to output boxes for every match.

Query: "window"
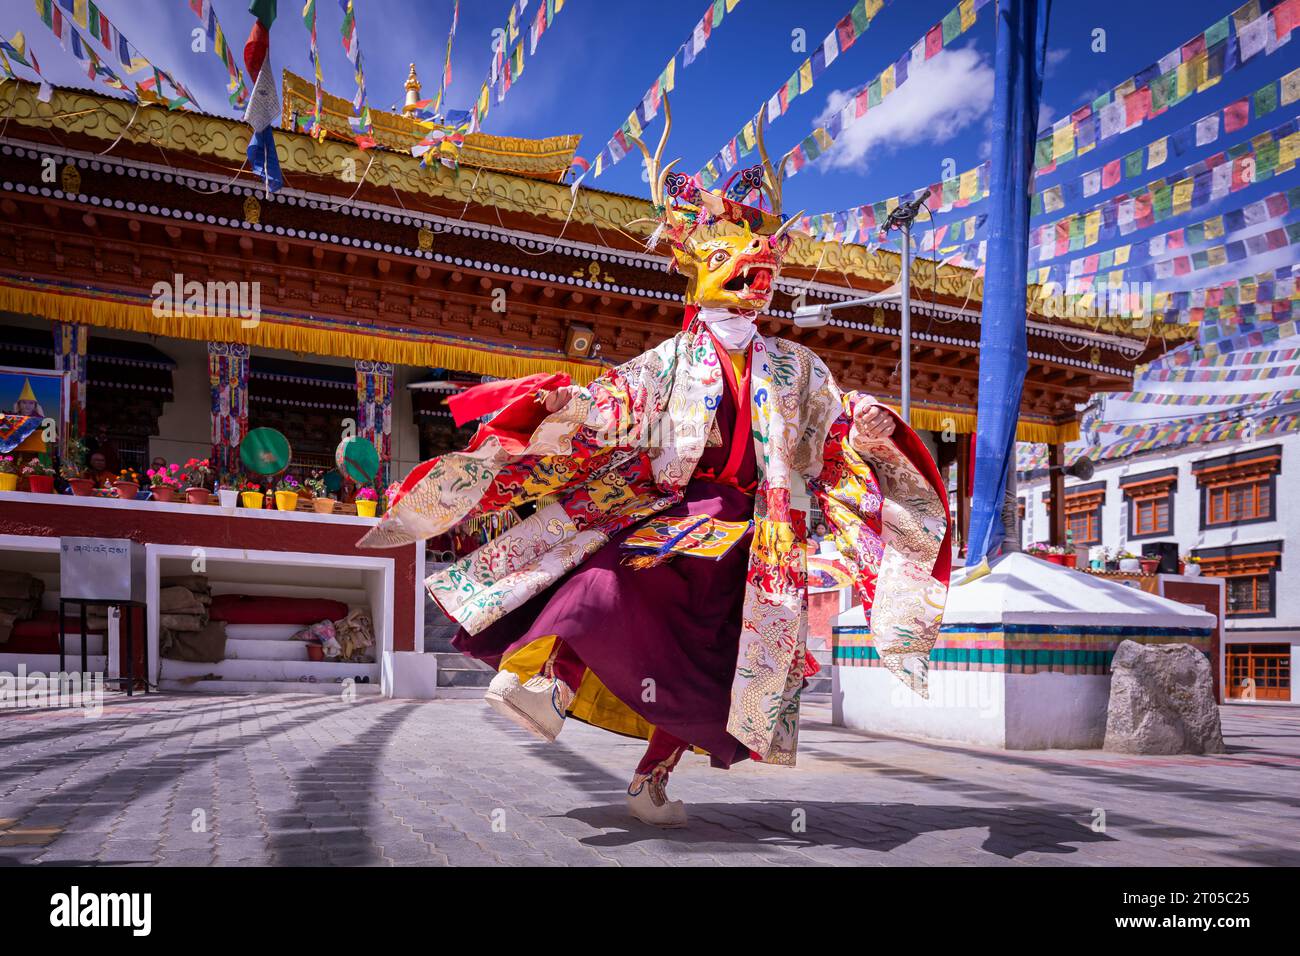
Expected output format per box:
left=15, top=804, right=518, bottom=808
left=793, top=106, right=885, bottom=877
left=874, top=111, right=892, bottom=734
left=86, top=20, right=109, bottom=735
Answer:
left=1226, top=643, right=1291, bottom=701
left=1045, top=483, right=1105, bottom=546
left=1067, top=510, right=1099, bottom=545
left=1205, top=479, right=1271, bottom=525
left=1193, top=542, right=1282, bottom=619
left=1193, top=446, right=1279, bottom=529
left=1120, top=469, right=1176, bottom=540
left=1226, top=575, right=1271, bottom=615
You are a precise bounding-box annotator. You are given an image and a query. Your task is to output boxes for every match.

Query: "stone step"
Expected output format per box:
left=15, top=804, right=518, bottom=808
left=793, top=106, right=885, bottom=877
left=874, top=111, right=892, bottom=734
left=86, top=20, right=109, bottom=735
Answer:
left=435, top=651, right=494, bottom=688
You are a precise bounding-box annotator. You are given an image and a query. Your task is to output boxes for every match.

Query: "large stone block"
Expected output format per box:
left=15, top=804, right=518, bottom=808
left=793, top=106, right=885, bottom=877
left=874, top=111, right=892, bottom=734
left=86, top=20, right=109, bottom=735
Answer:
left=1103, top=641, right=1224, bottom=754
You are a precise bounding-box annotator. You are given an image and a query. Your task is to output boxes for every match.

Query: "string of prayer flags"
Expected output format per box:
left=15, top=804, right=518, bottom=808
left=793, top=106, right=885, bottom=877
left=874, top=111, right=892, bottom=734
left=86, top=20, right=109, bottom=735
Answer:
left=775, top=0, right=993, bottom=185
left=36, top=0, right=197, bottom=108
left=33, top=0, right=137, bottom=101
left=0, top=31, right=53, bottom=101
left=299, top=0, right=326, bottom=140
left=1033, top=0, right=1300, bottom=177
left=434, top=0, right=458, bottom=117
left=694, top=0, right=887, bottom=187
left=187, top=0, right=248, bottom=108
left=1030, top=117, right=1300, bottom=262
left=1032, top=67, right=1300, bottom=219
left=1032, top=186, right=1300, bottom=284
left=338, top=0, right=376, bottom=148
left=471, top=0, right=567, bottom=134
left=244, top=0, right=283, bottom=193
left=591, top=0, right=746, bottom=181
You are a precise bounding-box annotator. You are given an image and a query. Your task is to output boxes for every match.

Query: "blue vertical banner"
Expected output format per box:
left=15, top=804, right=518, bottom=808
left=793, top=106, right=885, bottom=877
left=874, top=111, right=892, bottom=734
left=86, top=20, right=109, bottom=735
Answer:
left=966, top=0, right=1052, bottom=567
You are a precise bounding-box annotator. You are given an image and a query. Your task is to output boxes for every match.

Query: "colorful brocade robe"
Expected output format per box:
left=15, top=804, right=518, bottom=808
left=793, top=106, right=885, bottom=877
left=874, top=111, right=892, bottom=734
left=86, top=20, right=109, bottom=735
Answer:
left=361, top=323, right=951, bottom=764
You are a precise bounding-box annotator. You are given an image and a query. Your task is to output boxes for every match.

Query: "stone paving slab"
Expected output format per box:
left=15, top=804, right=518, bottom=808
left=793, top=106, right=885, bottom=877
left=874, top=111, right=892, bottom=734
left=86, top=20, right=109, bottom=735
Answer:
left=0, top=692, right=1297, bottom=866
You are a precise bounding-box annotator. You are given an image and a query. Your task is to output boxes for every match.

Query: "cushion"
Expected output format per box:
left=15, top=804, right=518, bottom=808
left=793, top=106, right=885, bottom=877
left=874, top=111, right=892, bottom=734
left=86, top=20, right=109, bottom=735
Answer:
left=209, top=594, right=350, bottom=626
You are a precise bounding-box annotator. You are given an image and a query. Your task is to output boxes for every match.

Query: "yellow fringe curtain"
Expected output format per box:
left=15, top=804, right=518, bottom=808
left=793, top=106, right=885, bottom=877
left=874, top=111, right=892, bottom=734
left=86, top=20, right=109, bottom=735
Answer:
left=2, top=282, right=1081, bottom=445
left=0, top=283, right=603, bottom=385
left=882, top=404, right=1079, bottom=445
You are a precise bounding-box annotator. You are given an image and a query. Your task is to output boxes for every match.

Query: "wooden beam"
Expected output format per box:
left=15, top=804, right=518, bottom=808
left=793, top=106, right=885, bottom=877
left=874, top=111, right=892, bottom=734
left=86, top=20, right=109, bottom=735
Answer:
left=1048, top=442, right=1066, bottom=546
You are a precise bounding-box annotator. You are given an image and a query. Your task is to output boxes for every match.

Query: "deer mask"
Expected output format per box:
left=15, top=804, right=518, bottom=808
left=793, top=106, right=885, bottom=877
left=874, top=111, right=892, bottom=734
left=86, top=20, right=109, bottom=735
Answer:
left=629, top=95, right=803, bottom=315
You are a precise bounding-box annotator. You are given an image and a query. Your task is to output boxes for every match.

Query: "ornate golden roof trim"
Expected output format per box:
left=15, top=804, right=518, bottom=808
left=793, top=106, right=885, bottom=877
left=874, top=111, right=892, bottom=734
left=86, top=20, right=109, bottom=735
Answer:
left=280, top=70, right=580, bottom=180
left=0, top=80, right=1180, bottom=343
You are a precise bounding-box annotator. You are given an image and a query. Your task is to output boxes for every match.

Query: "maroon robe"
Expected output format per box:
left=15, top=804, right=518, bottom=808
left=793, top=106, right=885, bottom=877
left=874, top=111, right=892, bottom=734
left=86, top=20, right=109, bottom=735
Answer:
left=454, top=341, right=756, bottom=767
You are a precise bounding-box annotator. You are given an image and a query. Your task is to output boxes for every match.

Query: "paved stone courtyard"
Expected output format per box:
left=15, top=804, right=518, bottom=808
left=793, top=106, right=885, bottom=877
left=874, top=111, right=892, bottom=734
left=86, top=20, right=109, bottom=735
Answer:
left=1, top=692, right=1297, bottom=866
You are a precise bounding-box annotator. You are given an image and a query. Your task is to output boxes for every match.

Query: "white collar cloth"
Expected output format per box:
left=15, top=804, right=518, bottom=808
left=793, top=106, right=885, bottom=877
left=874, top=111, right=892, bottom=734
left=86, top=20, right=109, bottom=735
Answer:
left=697, top=307, right=758, bottom=352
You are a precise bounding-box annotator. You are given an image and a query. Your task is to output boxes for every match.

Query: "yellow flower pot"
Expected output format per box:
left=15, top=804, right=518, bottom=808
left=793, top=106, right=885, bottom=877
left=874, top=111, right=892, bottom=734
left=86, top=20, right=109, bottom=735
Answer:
left=0, top=472, right=17, bottom=492
left=274, top=491, right=298, bottom=512
left=241, top=491, right=264, bottom=510
left=355, top=499, right=377, bottom=518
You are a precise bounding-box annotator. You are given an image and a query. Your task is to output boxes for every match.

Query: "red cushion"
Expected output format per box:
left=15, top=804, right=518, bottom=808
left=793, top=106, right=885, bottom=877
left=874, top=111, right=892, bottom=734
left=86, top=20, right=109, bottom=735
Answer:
left=3, top=610, right=106, bottom=655
left=209, top=594, right=349, bottom=625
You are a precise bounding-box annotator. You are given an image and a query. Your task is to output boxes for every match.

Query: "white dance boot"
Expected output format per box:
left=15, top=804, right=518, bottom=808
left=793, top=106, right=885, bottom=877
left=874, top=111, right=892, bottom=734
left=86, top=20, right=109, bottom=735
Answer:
left=484, top=670, right=574, bottom=743
left=626, top=773, right=688, bottom=828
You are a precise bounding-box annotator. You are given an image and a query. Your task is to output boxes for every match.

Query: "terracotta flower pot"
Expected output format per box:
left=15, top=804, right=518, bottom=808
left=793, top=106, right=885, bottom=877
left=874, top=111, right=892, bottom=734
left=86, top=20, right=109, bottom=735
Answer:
left=306, top=644, right=325, bottom=662
left=26, top=475, right=54, bottom=494
left=241, top=491, right=265, bottom=510
left=113, top=481, right=139, bottom=500
left=151, top=485, right=177, bottom=503
left=312, top=497, right=337, bottom=515
left=185, top=487, right=211, bottom=505
left=1140, top=559, right=1160, bottom=575
left=1063, top=553, right=1078, bottom=568
left=274, top=491, right=298, bottom=512
left=67, top=477, right=94, bottom=496
left=1044, top=553, right=1067, bottom=565
left=0, top=472, right=17, bottom=492
left=355, top=499, right=377, bottom=518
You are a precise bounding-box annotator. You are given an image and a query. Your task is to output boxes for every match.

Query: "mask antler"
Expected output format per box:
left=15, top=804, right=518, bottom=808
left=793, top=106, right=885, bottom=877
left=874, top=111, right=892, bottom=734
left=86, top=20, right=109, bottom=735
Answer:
left=754, top=108, right=803, bottom=238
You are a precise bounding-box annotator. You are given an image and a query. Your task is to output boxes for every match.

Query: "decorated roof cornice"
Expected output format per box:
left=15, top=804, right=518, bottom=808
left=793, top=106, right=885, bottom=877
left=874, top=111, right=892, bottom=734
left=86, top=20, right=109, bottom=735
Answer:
left=0, top=79, right=1184, bottom=345
left=279, top=70, right=580, bottom=181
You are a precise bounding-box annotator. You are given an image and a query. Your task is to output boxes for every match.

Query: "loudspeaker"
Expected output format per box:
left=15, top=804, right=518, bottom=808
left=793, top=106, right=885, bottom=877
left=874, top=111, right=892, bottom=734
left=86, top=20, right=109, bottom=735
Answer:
left=1141, top=540, right=1179, bottom=574
left=565, top=323, right=595, bottom=358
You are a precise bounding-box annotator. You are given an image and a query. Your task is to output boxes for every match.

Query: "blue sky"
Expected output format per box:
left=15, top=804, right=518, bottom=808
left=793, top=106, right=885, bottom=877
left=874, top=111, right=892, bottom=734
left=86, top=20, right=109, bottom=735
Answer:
left=5, top=0, right=1298, bottom=260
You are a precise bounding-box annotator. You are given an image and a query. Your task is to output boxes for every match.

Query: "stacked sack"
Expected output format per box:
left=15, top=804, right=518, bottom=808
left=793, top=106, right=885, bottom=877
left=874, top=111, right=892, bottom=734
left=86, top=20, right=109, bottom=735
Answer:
left=159, top=575, right=227, bottom=663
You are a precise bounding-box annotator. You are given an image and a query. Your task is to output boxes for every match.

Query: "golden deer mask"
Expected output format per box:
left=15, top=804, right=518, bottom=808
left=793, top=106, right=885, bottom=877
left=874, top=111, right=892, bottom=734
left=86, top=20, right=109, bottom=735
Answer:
left=629, top=96, right=803, bottom=313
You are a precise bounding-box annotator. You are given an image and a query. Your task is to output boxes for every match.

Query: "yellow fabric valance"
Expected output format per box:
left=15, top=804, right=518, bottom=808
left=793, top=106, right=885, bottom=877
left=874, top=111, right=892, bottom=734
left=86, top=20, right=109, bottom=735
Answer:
left=0, top=280, right=604, bottom=385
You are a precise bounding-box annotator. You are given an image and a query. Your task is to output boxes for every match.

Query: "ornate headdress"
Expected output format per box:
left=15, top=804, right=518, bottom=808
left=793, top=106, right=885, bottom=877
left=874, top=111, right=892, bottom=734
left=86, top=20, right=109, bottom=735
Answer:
left=629, top=95, right=803, bottom=314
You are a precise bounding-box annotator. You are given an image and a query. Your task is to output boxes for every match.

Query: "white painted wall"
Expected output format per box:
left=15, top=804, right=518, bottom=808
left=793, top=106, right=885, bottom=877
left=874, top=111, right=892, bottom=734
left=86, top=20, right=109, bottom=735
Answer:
left=1020, top=433, right=1300, bottom=703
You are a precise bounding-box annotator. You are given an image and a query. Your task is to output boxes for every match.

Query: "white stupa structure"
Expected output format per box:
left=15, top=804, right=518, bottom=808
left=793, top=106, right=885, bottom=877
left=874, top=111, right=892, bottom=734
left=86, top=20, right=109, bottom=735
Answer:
left=831, top=552, right=1217, bottom=749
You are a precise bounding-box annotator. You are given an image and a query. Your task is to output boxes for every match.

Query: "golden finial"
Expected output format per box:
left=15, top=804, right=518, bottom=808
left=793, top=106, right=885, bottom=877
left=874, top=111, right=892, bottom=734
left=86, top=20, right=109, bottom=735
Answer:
left=403, top=63, right=422, bottom=114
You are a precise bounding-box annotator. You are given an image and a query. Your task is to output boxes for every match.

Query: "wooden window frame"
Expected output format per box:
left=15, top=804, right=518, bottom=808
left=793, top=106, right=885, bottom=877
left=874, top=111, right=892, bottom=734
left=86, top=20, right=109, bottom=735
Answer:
left=1193, top=545, right=1282, bottom=619
left=1120, top=471, right=1177, bottom=541
left=1193, top=449, right=1280, bottom=530
left=1225, top=643, right=1291, bottom=701
left=1046, top=484, right=1105, bottom=546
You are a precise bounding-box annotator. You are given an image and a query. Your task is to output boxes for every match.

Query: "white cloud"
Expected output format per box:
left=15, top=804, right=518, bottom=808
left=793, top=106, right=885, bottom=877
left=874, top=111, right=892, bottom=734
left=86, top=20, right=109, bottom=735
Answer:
left=813, top=45, right=994, bottom=173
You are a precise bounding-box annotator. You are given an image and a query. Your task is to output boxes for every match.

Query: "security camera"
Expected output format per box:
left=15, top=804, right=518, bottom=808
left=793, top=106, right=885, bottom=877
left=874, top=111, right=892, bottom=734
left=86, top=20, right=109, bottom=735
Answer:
left=792, top=303, right=831, bottom=328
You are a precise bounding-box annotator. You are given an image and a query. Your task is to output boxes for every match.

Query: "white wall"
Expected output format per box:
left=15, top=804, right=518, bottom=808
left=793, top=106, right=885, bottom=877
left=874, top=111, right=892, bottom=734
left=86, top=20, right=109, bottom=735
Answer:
left=1020, top=433, right=1300, bottom=703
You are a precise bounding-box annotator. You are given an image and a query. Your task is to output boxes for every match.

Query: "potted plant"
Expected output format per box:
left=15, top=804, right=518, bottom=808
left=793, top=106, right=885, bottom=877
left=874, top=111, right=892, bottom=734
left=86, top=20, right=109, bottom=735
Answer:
left=113, top=468, right=141, bottom=500
left=0, top=455, right=18, bottom=492
left=1139, top=554, right=1161, bottom=575
left=181, top=457, right=214, bottom=505
left=20, top=456, right=56, bottom=494
left=1088, top=546, right=1105, bottom=570
left=216, top=473, right=239, bottom=510
left=274, top=473, right=300, bottom=512
left=1060, top=546, right=1078, bottom=569
left=239, top=479, right=265, bottom=510
left=1117, top=551, right=1141, bottom=573
left=146, top=463, right=183, bottom=502
left=354, top=485, right=378, bottom=518
left=1182, top=554, right=1202, bottom=577
left=60, top=438, right=91, bottom=494
left=305, top=471, right=335, bottom=514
